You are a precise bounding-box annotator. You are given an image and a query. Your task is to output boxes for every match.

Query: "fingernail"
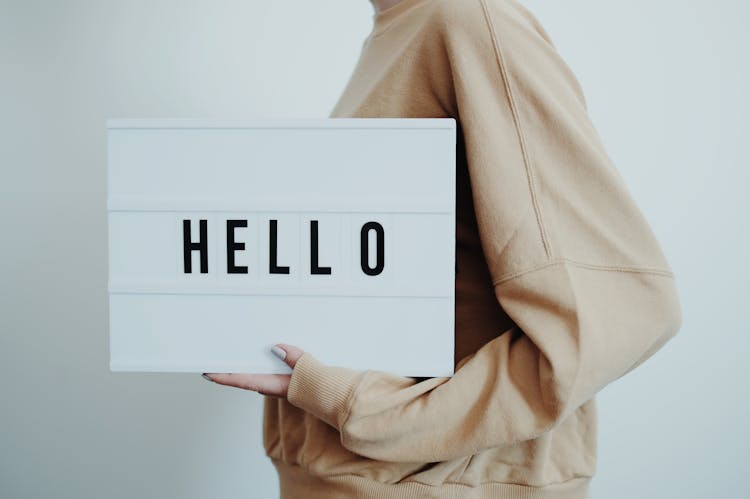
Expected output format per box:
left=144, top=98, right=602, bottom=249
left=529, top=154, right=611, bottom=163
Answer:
left=271, top=345, right=287, bottom=361
left=202, top=373, right=213, bottom=382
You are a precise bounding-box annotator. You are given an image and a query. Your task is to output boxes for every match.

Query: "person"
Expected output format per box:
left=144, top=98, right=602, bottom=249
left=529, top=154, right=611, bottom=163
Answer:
left=202, top=0, right=683, bottom=497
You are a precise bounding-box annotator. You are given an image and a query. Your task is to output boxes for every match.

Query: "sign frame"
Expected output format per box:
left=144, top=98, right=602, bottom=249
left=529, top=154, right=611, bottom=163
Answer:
left=107, top=118, right=456, bottom=377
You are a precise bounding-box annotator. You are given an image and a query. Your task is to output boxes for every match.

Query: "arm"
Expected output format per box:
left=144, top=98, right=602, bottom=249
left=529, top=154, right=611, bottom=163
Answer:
left=286, top=0, right=682, bottom=463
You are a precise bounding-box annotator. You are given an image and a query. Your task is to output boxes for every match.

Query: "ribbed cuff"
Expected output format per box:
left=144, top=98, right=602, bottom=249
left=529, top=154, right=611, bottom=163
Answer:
left=287, top=353, right=366, bottom=429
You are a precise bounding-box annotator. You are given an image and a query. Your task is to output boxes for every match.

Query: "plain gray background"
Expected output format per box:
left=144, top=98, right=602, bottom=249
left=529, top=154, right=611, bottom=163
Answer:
left=1, top=1, right=747, bottom=498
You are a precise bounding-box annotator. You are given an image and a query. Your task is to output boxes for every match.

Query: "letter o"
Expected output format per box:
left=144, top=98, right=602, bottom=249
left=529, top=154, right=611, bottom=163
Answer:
left=360, top=221, right=384, bottom=276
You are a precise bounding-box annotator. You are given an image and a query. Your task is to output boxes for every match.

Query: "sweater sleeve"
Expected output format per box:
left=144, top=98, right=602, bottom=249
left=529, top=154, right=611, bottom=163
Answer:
left=286, top=0, right=682, bottom=463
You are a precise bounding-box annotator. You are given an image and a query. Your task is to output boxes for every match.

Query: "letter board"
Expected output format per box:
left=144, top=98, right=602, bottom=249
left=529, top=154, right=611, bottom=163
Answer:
left=107, top=118, right=456, bottom=376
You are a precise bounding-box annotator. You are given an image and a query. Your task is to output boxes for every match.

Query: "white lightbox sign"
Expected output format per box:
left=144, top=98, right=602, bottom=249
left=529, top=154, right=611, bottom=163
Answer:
left=107, top=118, right=456, bottom=376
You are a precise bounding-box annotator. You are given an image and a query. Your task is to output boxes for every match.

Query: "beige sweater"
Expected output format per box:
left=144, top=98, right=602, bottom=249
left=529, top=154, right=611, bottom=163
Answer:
left=263, top=0, right=683, bottom=497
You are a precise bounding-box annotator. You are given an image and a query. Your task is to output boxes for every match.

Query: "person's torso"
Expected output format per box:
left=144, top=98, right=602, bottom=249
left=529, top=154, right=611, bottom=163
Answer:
left=263, top=0, right=598, bottom=489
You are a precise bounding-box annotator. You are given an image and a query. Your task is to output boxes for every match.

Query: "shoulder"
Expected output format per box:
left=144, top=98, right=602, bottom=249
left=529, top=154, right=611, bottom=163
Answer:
left=424, top=0, right=555, bottom=48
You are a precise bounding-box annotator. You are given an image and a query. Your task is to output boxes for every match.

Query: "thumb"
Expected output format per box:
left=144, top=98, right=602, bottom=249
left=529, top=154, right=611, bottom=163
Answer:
left=271, top=343, right=305, bottom=369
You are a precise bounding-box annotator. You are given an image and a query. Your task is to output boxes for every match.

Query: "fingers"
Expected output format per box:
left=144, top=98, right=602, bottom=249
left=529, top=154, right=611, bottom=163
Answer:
left=203, top=373, right=291, bottom=398
left=271, top=343, right=305, bottom=368
left=201, top=343, right=305, bottom=397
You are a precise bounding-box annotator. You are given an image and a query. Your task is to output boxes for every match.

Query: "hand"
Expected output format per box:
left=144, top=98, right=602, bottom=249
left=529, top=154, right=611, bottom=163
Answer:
left=201, top=343, right=305, bottom=398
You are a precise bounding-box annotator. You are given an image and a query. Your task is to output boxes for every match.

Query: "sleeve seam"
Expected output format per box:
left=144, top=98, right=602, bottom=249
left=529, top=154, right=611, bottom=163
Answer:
left=478, top=0, right=552, bottom=259
left=492, top=258, right=675, bottom=286
left=338, top=370, right=371, bottom=435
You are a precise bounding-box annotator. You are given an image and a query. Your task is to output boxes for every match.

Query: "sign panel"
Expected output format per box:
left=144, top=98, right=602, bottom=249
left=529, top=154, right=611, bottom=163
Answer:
left=107, top=118, right=456, bottom=376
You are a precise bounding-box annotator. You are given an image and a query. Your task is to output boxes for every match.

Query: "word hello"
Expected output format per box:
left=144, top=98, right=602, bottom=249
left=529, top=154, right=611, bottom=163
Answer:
left=183, top=219, right=385, bottom=276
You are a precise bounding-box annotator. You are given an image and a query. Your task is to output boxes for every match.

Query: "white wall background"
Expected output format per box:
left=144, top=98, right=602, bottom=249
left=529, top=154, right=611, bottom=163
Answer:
left=1, top=1, right=746, bottom=498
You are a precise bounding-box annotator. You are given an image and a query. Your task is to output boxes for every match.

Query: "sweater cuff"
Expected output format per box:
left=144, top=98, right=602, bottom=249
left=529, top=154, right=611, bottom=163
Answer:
left=287, top=352, right=365, bottom=429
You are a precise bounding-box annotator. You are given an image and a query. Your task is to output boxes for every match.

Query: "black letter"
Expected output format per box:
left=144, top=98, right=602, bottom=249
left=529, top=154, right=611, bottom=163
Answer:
left=360, top=221, right=384, bottom=276
left=310, top=220, right=332, bottom=275
left=226, top=220, right=248, bottom=274
left=183, top=219, right=208, bottom=274
left=269, top=219, right=290, bottom=274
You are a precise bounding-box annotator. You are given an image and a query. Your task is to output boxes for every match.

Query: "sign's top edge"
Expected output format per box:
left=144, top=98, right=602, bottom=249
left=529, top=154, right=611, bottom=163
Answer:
left=105, top=118, right=457, bottom=130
